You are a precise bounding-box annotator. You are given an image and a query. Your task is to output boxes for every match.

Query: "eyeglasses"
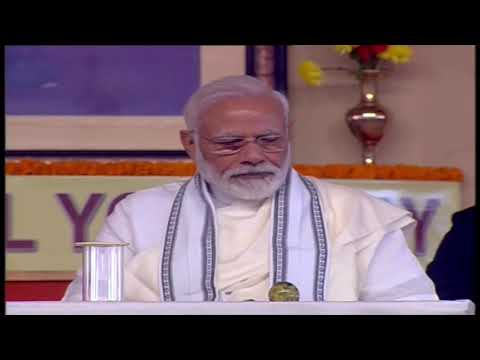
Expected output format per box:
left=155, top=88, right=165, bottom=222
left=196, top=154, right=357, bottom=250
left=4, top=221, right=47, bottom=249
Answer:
left=195, top=132, right=287, bottom=156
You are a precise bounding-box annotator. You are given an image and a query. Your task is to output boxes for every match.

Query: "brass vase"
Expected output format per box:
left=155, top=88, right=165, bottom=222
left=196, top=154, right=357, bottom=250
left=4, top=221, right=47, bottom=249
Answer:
left=346, top=69, right=388, bottom=165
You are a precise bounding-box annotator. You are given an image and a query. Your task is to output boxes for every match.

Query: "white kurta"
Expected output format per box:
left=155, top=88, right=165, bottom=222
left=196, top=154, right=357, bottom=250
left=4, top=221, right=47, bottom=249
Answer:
left=63, top=173, right=438, bottom=302
left=215, top=199, right=271, bottom=301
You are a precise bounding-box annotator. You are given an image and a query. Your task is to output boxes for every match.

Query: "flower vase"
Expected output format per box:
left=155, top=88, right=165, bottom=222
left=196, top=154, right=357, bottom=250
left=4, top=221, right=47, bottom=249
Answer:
left=345, top=69, right=388, bottom=165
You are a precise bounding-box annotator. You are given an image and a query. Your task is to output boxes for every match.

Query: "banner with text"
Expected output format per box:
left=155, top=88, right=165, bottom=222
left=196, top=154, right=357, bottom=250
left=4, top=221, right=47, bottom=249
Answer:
left=6, top=176, right=462, bottom=279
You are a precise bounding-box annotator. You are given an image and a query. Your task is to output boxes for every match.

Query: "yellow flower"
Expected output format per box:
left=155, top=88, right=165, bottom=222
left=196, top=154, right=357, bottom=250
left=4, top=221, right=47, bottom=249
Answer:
left=379, top=45, right=413, bottom=64
left=335, top=45, right=354, bottom=55
left=298, top=61, right=325, bottom=86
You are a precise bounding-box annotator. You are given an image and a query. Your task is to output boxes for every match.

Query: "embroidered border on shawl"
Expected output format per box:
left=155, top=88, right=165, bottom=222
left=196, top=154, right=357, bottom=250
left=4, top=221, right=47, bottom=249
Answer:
left=300, top=176, right=328, bottom=301
left=272, top=171, right=291, bottom=283
left=160, top=180, right=190, bottom=301
left=196, top=175, right=217, bottom=301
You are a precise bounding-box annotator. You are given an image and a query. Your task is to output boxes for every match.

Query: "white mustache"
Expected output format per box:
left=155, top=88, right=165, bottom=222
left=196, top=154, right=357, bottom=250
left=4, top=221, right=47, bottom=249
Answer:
left=225, top=165, right=279, bottom=179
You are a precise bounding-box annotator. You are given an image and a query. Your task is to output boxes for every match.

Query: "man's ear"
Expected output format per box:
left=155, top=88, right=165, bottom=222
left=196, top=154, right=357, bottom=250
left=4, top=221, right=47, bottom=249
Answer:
left=287, top=119, right=295, bottom=142
left=180, top=130, right=196, bottom=159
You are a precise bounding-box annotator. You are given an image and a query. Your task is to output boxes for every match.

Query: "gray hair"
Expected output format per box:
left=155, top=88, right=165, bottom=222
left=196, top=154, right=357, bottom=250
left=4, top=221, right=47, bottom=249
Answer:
left=183, top=75, right=289, bottom=131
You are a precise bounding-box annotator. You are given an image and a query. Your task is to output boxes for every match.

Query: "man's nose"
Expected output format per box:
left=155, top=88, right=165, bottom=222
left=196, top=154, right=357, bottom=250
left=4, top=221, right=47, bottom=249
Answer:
left=238, top=141, right=266, bottom=166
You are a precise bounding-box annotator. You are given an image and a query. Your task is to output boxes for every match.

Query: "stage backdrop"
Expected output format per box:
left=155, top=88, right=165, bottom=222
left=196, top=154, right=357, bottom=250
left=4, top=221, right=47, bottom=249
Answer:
left=6, top=45, right=245, bottom=151
left=6, top=176, right=461, bottom=280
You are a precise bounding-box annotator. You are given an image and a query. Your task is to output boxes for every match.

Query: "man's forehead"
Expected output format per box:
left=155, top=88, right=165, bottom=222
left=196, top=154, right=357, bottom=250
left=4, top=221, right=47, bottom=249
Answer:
left=201, top=95, right=283, bottom=117
left=198, top=95, right=284, bottom=133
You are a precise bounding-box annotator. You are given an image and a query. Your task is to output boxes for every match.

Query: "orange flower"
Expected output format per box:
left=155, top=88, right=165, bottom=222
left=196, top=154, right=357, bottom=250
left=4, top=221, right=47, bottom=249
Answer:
left=4, top=161, right=463, bottom=181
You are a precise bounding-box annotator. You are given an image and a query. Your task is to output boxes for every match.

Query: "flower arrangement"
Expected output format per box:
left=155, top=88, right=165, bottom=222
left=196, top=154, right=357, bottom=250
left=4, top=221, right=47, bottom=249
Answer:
left=5, top=160, right=463, bottom=181
left=299, top=45, right=414, bottom=86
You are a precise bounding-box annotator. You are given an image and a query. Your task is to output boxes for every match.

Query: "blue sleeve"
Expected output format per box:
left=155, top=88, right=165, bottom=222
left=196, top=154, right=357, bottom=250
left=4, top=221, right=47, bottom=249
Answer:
left=426, top=206, right=476, bottom=303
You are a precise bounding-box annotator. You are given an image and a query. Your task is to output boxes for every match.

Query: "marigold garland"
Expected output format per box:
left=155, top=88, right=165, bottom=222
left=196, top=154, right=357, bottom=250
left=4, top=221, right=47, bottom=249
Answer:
left=5, top=160, right=464, bottom=181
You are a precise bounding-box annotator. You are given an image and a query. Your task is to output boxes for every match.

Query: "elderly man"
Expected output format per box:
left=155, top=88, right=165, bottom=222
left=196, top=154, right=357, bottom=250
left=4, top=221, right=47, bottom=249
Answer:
left=63, top=75, right=438, bottom=302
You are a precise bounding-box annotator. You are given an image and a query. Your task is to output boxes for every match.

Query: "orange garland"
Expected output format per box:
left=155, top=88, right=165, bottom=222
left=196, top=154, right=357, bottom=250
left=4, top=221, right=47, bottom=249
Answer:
left=5, top=160, right=463, bottom=181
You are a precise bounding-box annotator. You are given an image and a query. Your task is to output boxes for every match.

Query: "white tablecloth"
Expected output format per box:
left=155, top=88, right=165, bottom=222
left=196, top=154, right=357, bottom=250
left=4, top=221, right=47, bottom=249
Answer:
left=6, top=300, right=475, bottom=315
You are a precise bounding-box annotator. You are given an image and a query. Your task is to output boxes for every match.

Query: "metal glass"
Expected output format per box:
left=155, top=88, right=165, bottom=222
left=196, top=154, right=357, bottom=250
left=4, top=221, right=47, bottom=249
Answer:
left=75, top=242, right=129, bottom=302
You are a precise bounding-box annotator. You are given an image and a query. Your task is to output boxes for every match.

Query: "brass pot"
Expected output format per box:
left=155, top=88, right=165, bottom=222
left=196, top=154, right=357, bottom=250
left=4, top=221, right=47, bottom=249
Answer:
left=346, top=69, right=388, bottom=165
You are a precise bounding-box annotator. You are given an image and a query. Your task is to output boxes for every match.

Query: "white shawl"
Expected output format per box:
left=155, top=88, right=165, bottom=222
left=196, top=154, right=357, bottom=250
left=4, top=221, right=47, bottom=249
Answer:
left=126, top=170, right=415, bottom=302
left=65, top=169, right=425, bottom=302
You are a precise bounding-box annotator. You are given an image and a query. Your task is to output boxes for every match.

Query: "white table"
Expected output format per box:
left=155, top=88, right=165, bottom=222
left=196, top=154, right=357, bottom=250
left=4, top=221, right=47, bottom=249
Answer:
left=6, top=300, right=475, bottom=315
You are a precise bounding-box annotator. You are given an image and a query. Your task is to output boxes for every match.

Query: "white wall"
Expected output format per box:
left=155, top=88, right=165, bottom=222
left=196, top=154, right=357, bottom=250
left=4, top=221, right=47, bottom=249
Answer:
left=288, top=45, right=475, bottom=208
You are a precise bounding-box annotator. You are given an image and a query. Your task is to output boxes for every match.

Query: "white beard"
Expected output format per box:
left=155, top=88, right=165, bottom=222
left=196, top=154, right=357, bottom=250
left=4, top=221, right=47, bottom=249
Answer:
left=195, top=145, right=292, bottom=201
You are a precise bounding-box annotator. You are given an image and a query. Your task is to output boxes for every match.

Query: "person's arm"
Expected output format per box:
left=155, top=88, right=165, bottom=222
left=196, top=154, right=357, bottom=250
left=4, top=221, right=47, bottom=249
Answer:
left=426, top=207, right=475, bottom=302
left=359, top=229, right=438, bottom=301
left=62, top=198, right=136, bottom=301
